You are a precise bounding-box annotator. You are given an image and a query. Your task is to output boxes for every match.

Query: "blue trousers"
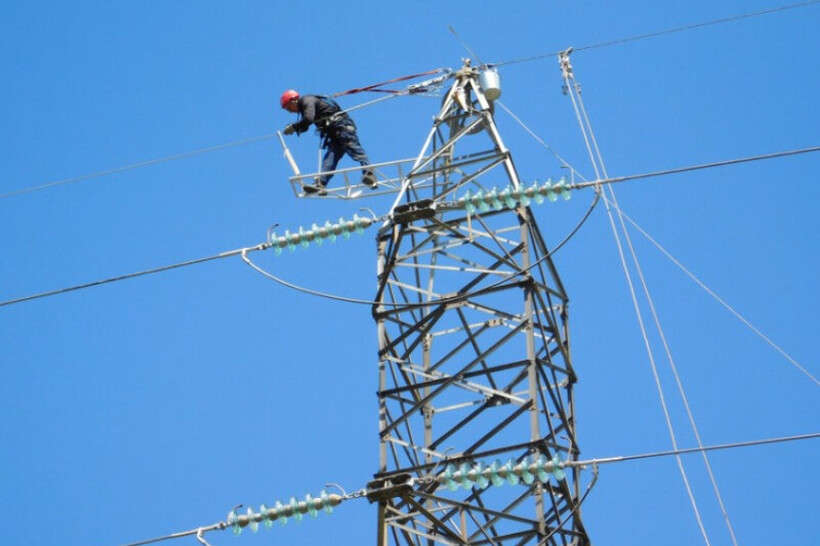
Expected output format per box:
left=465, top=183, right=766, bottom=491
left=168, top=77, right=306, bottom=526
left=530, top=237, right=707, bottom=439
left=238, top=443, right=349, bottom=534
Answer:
left=319, top=126, right=370, bottom=186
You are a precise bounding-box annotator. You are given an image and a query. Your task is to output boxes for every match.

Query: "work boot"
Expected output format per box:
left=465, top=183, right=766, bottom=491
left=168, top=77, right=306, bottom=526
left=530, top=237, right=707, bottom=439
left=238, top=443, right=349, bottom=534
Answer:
left=362, top=169, right=377, bottom=188
left=303, top=183, right=327, bottom=196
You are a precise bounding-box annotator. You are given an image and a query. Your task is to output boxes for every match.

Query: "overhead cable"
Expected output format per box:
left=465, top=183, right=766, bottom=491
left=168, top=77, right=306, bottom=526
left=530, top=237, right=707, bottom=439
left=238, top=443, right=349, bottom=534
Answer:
left=603, top=188, right=716, bottom=544
left=492, top=0, right=820, bottom=68
left=494, top=98, right=583, bottom=180
left=121, top=522, right=226, bottom=546
left=569, top=431, right=820, bottom=468
left=0, top=134, right=275, bottom=200
left=118, top=431, right=819, bottom=546
left=1, top=145, right=816, bottom=310
left=241, top=248, right=378, bottom=306
left=242, top=188, right=598, bottom=308
left=612, top=202, right=819, bottom=387
left=2, top=74, right=452, bottom=202
left=563, top=58, right=713, bottom=544
left=448, top=25, right=486, bottom=66
left=614, top=186, right=740, bottom=544
left=0, top=243, right=270, bottom=309
left=7, top=2, right=816, bottom=201
left=572, top=145, right=820, bottom=190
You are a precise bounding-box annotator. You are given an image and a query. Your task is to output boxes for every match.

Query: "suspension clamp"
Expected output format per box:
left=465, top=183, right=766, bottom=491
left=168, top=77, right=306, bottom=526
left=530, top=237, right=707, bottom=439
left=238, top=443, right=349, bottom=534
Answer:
left=392, top=199, right=437, bottom=224
left=365, top=473, right=415, bottom=503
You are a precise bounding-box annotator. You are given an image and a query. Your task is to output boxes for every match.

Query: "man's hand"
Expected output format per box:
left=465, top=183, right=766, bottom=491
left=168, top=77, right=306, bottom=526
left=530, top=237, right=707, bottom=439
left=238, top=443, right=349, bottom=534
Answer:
left=283, top=124, right=296, bottom=135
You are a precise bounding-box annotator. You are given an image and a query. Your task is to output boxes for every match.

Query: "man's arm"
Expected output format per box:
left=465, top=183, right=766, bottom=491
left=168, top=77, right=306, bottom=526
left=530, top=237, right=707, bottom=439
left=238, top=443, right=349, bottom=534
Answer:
left=291, top=96, right=320, bottom=134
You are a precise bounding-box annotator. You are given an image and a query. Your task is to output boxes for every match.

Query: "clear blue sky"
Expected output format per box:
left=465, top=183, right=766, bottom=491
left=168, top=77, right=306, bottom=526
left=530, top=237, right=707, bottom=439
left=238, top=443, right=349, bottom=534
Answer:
left=1, top=1, right=818, bottom=545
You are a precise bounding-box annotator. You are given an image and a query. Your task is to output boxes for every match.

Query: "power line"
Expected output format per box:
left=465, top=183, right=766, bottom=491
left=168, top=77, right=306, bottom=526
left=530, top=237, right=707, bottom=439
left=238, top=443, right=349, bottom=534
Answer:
left=122, top=489, right=358, bottom=546
left=122, top=522, right=225, bottom=546
left=118, top=431, right=819, bottom=546
left=0, top=133, right=276, bottom=200
left=570, top=431, right=820, bottom=468
left=0, top=243, right=270, bottom=309
left=4, top=4, right=815, bottom=203
left=242, top=189, right=600, bottom=307
left=571, top=145, right=820, bottom=190
left=2, top=145, right=817, bottom=310
left=611, top=201, right=818, bottom=387
left=492, top=0, right=820, bottom=67
left=577, top=0, right=820, bottom=53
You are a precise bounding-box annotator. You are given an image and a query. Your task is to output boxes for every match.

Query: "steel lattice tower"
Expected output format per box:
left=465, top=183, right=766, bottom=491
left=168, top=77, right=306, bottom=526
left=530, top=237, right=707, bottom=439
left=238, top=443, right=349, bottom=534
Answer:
left=371, top=62, right=591, bottom=546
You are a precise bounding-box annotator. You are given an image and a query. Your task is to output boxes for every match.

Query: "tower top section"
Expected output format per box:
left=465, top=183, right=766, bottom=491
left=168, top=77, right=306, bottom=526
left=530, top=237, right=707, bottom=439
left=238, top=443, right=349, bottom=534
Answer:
left=278, top=61, right=513, bottom=203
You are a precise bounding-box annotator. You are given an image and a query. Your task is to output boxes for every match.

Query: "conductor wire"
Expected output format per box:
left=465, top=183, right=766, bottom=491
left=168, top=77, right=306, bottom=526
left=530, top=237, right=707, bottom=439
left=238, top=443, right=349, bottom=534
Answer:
left=602, top=174, right=713, bottom=546
left=615, top=205, right=818, bottom=387
left=570, top=145, right=820, bottom=190
left=0, top=134, right=275, bottom=200
left=0, top=243, right=270, bottom=309
left=574, top=0, right=820, bottom=54
left=494, top=99, right=586, bottom=183
left=4, top=73, right=453, bottom=202
left=606, top=189, right=739, bottom=545
left=117, top=431, right=818, bottom=546
left=241, top=192, right=599, bottom=309
left=0, top=189, right=597, bottom=310
left=563, top=53, right=715, bottom=544
left=3, top=138, right=812, bottom=311
left=572, top=432, right=820, bottom=467
left=492, top=1, right=820, bottom=68
left=121, top=522, right=226, bottom=546
left=7, top=3, right=817, bottom=201
left=241, top=248, right=377, bottom=305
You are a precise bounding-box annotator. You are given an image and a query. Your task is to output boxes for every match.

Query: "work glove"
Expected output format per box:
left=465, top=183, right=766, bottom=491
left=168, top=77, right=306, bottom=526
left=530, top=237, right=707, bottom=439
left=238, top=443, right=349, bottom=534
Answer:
left=283, top=124, right=296, bottom=135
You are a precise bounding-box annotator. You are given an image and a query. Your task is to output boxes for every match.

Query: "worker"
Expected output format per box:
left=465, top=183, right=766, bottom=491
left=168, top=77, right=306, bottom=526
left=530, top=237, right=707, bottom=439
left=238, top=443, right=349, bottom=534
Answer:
left=280, top=90, right=377, bottom=194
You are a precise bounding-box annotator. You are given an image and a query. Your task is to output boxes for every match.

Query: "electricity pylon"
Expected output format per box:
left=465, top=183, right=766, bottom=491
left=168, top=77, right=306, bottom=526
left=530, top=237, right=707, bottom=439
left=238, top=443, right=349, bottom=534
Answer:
left=371, top=61, right=591, bottom=546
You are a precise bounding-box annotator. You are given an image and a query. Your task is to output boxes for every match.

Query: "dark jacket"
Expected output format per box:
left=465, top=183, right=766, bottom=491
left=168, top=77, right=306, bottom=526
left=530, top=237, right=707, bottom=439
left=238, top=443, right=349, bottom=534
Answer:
left=291, top=95, right=354, bottom=136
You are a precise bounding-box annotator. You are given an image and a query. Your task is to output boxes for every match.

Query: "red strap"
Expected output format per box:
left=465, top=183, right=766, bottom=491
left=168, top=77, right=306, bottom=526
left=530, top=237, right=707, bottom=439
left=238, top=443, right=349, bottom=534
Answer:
left=332, top=68, right=442, bottom=97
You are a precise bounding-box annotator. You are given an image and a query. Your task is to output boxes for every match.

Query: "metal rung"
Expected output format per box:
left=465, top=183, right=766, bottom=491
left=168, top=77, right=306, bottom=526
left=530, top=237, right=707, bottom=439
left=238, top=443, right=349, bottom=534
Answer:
left=287, top=158, right=424, bottom=200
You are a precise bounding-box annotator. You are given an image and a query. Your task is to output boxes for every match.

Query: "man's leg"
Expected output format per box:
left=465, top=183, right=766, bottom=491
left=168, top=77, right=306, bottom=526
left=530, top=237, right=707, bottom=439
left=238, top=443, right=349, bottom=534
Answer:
left=337, top=128, right=376, bottom=187
left=302, top=141, right=340, bottom=195
left=319, top=140, right=344, bottom=187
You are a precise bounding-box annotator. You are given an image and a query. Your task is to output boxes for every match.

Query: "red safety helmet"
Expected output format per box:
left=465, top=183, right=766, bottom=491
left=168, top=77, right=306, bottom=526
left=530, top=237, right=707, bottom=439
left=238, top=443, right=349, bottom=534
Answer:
left=280, top=89, right=300, bottom=109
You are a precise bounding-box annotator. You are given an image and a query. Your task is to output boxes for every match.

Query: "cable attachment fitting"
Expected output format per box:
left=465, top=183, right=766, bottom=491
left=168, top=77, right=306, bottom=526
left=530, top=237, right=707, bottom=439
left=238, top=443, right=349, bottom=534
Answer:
left=359, top=207, right=378, bottom=222
left=266, top=223, right=280, bottom=245
left=392, top=199, right=437, bottom=225
left=365, top=472, right=415, bottom=503
left=558, top=47, right=575, bottom=95
left=196, top=528, right=213, bottom=546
